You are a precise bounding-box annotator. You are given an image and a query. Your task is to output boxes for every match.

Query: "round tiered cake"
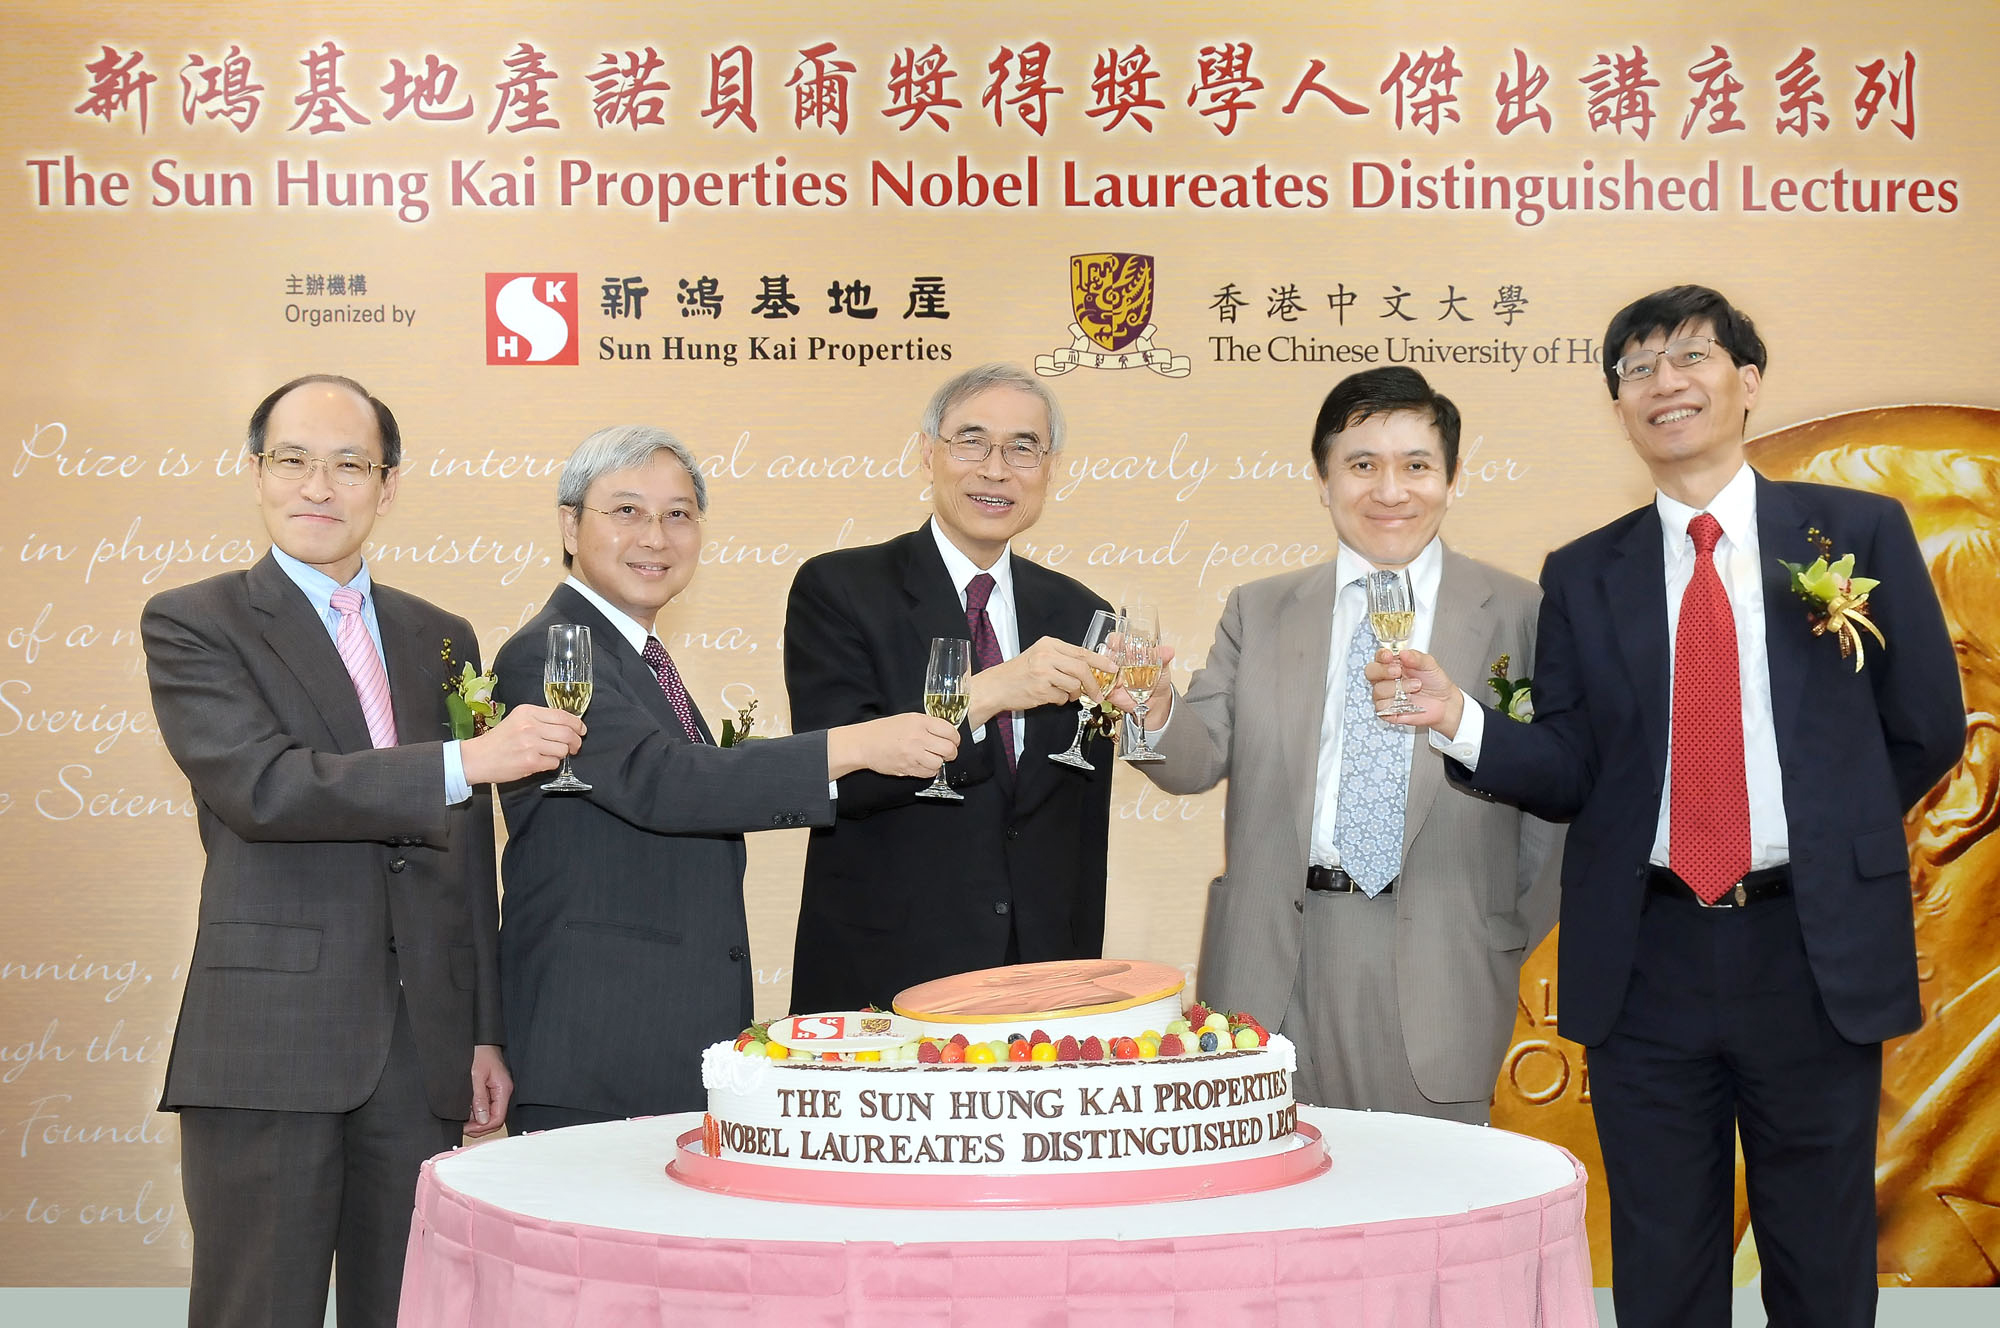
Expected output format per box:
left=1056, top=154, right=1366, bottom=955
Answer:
left=679, top=959, right=1320, bottom=1206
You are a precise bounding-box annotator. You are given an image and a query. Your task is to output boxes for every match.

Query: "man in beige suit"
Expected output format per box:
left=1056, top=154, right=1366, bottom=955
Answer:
left=1137, top=366, right=1559, bottom=1122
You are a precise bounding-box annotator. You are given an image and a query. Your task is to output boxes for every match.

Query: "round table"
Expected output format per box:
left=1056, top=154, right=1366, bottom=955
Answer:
left=399, top=1107, right=1597, bottom=1326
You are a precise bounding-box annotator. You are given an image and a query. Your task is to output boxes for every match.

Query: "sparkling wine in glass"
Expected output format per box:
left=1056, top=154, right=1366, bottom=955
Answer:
left=1366, top=570, right=1421, bottom=717
left=1051, top=609, right=1121, bottom=771
left=541, top=624, right=594, bottom=792
left=917, top=637, right=971, bottom=801
left=1119, top=600, right=1166, bottom=764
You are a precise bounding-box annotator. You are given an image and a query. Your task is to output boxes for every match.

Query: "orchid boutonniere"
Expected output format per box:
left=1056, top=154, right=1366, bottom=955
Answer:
left=1486, top=654, right=1534, bottom=722
left=439, top=638, right=506, bottom=739
left=719, top=698, right=759, bottom=747
left=1778, top=527, right=1885, bottom=673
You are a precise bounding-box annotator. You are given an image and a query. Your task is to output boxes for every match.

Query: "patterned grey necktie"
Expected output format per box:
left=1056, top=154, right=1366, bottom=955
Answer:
left=1332, top=580, right=1410, bottom=895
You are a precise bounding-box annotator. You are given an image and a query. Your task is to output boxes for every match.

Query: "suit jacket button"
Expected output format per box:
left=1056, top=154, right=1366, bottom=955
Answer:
left=1294, top=900, right=1304, bottom=914
left=993, top=901, right=1010, bottom=916
left=1005, top=827, right=1021, bottom=841
left=728, top=946, right=748, bottom=961
left=389, top=858, right=407, bottom=873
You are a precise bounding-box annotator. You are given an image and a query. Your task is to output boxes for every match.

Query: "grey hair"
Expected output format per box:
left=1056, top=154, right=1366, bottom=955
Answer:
left=919, top=362, right=1066, bottom=454
left=556, top=425, right=708, bottom=513
left=556, top=425, right=707, bottom=569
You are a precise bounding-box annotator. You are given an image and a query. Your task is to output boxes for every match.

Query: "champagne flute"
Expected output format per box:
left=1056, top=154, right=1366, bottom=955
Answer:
left=1365, top=570, right=1421, bottom=717
left=540, top=624, right=594, bottom=792
left=917, top=637, right=971, bottom=801
left=1050, top=609, right=1121, bottom=771
left=1119, top=600, right=1166, bottom=764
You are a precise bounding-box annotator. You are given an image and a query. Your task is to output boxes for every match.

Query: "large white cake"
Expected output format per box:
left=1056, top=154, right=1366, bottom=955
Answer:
left=697, top=959, right=1302, bottom=1180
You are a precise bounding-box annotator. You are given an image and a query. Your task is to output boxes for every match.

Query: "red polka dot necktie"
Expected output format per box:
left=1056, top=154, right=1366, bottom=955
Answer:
left=1669, top=513, right=1751, bottom=904
left=964, top=573, right=1014, bottom=770
left=642, top=636, right=705, bottom=744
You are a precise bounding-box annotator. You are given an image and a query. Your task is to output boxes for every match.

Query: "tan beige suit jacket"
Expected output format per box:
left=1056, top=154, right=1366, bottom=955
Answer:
left=1148, top=547, right=1561, bottom=1103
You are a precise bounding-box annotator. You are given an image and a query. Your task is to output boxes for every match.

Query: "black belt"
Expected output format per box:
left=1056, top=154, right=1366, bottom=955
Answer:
left=1646, top=863, right=1791, bottom=909
left=1306, top=865, right=1394, bottom=895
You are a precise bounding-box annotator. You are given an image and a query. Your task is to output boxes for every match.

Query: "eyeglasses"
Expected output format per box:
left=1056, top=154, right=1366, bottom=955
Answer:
left=577, top=503, right=704, bottom=533
left=1614, top=336, right=1725, bottom=383
left=260, top=448, right=391, bottom=485
left=939, top=432, right=1051, bottom=470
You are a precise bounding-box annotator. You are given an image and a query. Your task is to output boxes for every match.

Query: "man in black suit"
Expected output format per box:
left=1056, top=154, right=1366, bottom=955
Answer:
left=784, top=363, right=1120, bottom=1013
left=494, top=426, right=958, bottom=1131
left=143, top=375, right=582, bottom=1328
left=1372, top=287, right=1964, bottom=1326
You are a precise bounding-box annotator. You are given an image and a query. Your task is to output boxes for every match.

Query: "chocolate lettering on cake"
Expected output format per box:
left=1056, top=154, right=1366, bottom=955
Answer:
left=799, top=1130, right=1006, bottom=1164
left=947, top=1088, right=1064, bottom=1119
left=856, top=1089, right=934, bottom=1120
left=1019, top=1117, right=1274, bottom=1163
left=1154, top=1068, right=1289, bottom=1112
left=773, top=1086, right=843, bottom=1118
left=716, top=1120, right=793, bottom=1157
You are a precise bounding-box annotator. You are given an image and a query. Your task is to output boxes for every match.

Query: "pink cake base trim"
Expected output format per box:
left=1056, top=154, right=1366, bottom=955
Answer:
left=666, top=1122, right=1329, bottom=1209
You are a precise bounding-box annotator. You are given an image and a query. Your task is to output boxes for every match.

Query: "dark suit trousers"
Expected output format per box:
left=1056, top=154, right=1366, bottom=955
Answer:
left=179, top=999, right=461, bottom=1328
left=1590, top=889, right=1881, bottom=1328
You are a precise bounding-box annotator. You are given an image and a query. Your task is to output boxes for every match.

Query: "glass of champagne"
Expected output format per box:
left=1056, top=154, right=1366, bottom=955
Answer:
left=917, top=637, right=971, bottom=801
left=540, top=623, right=594, bottom=792
left=1119, top=600, right=1166, bottom=764
left=1051, top=609, right=1121, bottom=771
left=1366, top=570, right=1421, bottom=717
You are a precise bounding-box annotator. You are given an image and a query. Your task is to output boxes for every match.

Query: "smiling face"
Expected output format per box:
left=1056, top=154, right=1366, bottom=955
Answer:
left=1612, top=317, right=1761, bottom=485
left=922, top=384, right=1053, bottom=568
left=560, top=452, right=702, bottom=629
left=251, top=381, right=397, bottom=585
left=1315, top=409, right=1454, bottom=569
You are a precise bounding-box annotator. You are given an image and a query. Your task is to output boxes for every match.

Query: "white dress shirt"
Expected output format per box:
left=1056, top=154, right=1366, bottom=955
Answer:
left=1437, top=464, right=1790, bottom=869
left=928, top=517, right=1025, bottom=753
left=1309, top=538, right=1443, bottom=869
left=272, top=546, right=469, bottom=805
left=564, top=574, right=652, bottom=654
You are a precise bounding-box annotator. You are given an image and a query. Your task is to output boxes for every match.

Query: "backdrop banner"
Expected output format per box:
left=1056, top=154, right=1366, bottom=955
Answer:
left=2, top=0, right=1994, bottom=1293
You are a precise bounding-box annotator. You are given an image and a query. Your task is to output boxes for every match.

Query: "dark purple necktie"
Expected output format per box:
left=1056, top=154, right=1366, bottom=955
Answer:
left=964, top=573, right=1014, bottom=770
left=642, top=636, right=705, bottom=744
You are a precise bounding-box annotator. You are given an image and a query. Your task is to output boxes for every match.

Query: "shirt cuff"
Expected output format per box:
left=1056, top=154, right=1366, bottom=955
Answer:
left=1428, top=692, right=1485, bottom=769
left=827, top=780, right=839, bottom=799
left=443, top=740, right=472, bottom=805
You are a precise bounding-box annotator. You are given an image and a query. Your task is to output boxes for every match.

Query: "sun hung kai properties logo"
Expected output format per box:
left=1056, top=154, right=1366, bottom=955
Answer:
left=1034, top=253, right=1189, bottom=378
left=485, top=273, right=578, bottom=365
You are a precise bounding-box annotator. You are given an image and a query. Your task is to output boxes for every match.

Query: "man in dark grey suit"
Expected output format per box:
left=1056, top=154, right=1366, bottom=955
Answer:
left=143, top=375, right=583, bottom=1328
left=494, top=426, right=958, bottom=1131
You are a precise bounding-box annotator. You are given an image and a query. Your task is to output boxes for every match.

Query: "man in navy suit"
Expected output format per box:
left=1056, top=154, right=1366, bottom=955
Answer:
left=1371, top=286, right=1963, bottom=1326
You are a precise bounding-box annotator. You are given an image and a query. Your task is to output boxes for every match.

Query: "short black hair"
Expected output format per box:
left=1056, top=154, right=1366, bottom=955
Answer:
left=1310, top=366, right=1461, bottom=480
left=1602, top=285, right=1767, bottom=399
left=245, top=374, right=402, bottom=469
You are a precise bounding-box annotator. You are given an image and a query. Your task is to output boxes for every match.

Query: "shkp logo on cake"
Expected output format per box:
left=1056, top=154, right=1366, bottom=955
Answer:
left=485, top=273, right=578, bottom=365
left=1034, top=253, right=1190, bottom=378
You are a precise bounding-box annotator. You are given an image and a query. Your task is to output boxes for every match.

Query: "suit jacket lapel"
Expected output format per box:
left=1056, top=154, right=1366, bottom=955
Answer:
left=249, top=553, right=374, bottom=753
left=551, top=583, right=690, bottom=741
left=1603, top=507, right=1672, bottom=775
left=1756, top=474, right=1813, bottom=762
left=1282, top=565, right=1339, bottom=869
left=1405, top=549, right=1492, bottom=851
left=376, top=589, right=446, bottom=746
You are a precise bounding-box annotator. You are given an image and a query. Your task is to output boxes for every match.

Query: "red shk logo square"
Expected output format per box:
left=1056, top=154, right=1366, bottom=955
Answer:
left=486, top=273, right=578, bottom=365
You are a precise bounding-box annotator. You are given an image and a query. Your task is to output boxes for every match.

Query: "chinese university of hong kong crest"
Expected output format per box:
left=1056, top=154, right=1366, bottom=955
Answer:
left=1035, top=253, right=1191, bottom=378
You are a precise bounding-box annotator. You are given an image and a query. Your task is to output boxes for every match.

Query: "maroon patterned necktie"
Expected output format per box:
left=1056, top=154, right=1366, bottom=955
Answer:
left=1669, top=513, right=1751, bottom=904
left=964, top=572, right=1014, bottom=769
left=642, top=636, right=705, bottom=744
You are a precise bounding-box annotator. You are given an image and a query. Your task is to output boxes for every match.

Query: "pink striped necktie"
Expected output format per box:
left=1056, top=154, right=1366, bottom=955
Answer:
left=330, top=586, right=398, bottom=748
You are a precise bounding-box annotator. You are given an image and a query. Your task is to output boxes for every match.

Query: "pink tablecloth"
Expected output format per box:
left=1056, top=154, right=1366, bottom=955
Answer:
left=400, top=1109, right=1596, bottom=1327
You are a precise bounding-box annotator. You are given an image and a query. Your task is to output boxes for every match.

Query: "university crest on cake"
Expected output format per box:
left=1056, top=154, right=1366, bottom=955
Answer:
left=1034, top=253, right=1191, bottom=378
